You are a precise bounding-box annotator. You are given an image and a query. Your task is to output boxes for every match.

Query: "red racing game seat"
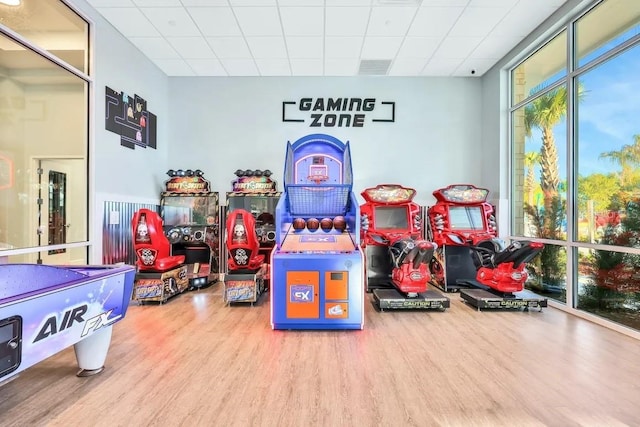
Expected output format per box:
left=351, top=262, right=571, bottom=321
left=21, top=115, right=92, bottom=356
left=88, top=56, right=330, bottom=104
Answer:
left=132, top=208, right=185, bottom=272
left=226, top=209, right=265, bottom=272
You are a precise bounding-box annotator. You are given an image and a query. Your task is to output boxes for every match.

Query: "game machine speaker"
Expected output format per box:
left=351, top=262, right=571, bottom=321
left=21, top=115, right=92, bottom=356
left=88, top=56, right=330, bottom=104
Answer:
left=161, top=169, right=220, bottom=289
left=222, top=168, right=281, bottom=303
left=131, top=208, right=188, bottom=303
left=270, top=133, right=365, bottom=330
left=360, top=184, right=449, bottom=311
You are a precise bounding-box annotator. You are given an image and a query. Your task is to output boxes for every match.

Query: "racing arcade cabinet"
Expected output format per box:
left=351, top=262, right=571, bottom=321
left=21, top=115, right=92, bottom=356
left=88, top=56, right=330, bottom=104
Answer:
left=361, top=184, right=449, bottom=310
left=427, top=184, right=499, bottom=292
left=222, top=169, right=280, bottom=303
left=270, top=134, right=364, bottom=330
left=161, top=169, right=220, bottom=289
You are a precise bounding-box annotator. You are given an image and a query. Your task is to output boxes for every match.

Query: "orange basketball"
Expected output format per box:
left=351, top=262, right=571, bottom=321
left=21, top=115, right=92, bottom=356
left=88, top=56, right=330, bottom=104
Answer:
left=320, top=217, right=333, bottom=231
left=306, top=218, right=320, bottom=231
left=333, top=216, right=346, bottom=232
left=293, top=217, right=306, bottom=231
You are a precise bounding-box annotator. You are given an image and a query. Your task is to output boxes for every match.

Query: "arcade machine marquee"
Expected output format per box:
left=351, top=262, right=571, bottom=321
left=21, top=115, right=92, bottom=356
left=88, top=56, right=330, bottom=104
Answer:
left=360, top=184, right=449, bottom=310
left=270, top=134, right=364, bottom=330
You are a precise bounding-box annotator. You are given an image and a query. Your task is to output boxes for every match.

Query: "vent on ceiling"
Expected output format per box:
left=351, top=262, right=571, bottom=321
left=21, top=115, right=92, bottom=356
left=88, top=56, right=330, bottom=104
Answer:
left=358, top=59, right=392, bottom=76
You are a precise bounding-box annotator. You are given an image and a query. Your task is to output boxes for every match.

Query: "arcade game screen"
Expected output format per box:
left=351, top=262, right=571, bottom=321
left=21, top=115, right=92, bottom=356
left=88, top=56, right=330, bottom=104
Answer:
left=161, top=196, right=217, bottom=227
left=448, top=206, right=485, bottom=230
left=374, top=206, right=409, bottom=230
left=228, top=196, right=278, bottom=226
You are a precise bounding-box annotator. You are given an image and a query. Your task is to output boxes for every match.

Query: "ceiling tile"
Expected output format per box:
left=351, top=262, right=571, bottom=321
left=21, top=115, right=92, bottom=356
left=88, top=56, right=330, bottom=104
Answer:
left=396, top=36, right=440, bottom=58
left=326, top=7, right=371, bottom=37
left=278, top=0, right=324, bottom=5
left=229, top=0, right=277, bottom=6
left=97, top=8, right=160, bottom=37
left=467, top=0, right=515, bottom=6
left=140, top=7, right=201, bottom=37
left=129, top=37, right=180, bottom=58
left=325, top=37, right=363, bottom=58
left=448, top=7, right=510, bottom=37
left=245, top=36, right=287, bottom=58
left=167, top=37, right=216, bottom=58
left=451, top=57, right=497, bottom=76
left=367, top=6, right=418, bottom=36
left=324, top=58, right=359, bottom=75
left=220, top=58, right=259, bottom=75
left=470, top=35, right=524, bottom=59
left=181, top=0, right=229, bottom=5
left=420, top=0, right=467, bottom=5
left=280, top=7, right=324, bottom=36
left=421, top=57, right=464, bottom=76
left=234, top=6, right=283, bottom=36
left=189, top=7, right=242, bottom=37
left=290, top=59, right=323, bottom=75
left=327, top=0, right=372, bottom=5
left=433, top=36, right=483, bottom=58
left=491, top=3, right=560, bottom=38
left=206, top=37, right=252, bottom=58
left=186, top=58, right=227, bottom=75
left=87, top=0, right=135, bottom=6
left=154, top=58, right=197, bottom=75
left=389, top=58, right=428, bottom=75
left=408, top=7, right=464, bottom=37
left=361, top=37, right=403, bottom=59
left=133, top=0, right=181, bottom=6
left=255, top=58, right=292, bottom=75
left=286, top=37, right=323, bottom=59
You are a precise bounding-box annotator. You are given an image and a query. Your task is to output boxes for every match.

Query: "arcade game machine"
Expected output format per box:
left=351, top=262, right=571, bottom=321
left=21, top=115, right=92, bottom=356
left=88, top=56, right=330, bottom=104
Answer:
left=160, top=169, right=220, bottom=289
left=131, top=208, right=189, bottom=303
left=0, top=263, right=135, bottom=382
left=360, top=184, right=449, bottom=310
left=426, top=184, right=547, bottom=310
left=270, top=133, right=364, bottom=330
left=427, top=184, right=499, bottom=292
left=222, top=169, right=281, bottom=304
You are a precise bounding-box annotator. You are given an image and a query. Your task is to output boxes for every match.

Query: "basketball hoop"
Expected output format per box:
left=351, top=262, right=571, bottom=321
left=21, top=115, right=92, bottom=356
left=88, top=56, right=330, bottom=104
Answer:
left=307, top=174, right=328, bottom=184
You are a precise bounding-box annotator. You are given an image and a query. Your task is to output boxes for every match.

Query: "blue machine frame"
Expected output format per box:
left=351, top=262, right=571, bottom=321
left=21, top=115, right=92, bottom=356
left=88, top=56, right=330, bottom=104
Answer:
left=270, top=134, right=364, bottom=330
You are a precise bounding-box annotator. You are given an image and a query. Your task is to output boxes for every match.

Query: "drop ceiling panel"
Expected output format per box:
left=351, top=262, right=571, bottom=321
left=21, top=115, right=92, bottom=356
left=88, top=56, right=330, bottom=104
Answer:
left=90, top=0, right=568, bottom=76
left=140, top=7, right=201, bottom=37
left=234, top=6, right=283, bottom=36
left=206, top=37, right=252, bottom=58
left=189, top=7, right=243, bottom=37
left=280, top=7, right=324, bottom=36
left=287, top=37, right=324, bottom=59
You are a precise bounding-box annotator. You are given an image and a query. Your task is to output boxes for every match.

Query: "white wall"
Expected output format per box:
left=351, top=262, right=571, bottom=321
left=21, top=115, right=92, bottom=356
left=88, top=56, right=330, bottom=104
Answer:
left=168, top=76, right=483, bottom=208
left=68, top=0, right=172, bottom=262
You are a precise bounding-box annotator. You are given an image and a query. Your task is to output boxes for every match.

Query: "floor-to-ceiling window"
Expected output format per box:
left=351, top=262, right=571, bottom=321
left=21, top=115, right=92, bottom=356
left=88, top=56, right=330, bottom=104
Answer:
left=510, top=0, right=640, bottom=332
left=0, top=0, right=90, bottom=264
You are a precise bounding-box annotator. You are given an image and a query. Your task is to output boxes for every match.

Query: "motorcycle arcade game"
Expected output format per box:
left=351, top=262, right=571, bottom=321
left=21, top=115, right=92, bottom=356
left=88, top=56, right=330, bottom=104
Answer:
left=360, top=184, right=449, bottom=311
left=222, top=169, right=280, bottom=304
left=426, top=184, right=547, bottom=310
left=160, top=169, right=220, bottom=289
left=270, top=133, right=365, bottom=330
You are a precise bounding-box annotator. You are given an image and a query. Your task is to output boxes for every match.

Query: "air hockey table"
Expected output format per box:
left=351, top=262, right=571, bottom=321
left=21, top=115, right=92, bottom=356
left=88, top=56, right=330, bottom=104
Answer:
left=0, top=263, right=135, bottom=385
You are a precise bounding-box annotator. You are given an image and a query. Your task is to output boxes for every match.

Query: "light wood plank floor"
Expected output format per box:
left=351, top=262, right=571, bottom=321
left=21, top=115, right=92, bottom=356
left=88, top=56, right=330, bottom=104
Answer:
left=1, top=283, right=640, bottom=427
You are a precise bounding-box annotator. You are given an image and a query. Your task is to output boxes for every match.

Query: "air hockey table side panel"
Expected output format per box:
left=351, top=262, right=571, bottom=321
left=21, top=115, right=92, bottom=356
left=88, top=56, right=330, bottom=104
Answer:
left=0, top=264, right=135, bottom=381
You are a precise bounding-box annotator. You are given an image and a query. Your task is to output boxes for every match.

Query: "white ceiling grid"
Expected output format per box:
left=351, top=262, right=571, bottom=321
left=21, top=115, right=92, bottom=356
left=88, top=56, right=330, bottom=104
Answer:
left=87, top=0, right=567, bottom=77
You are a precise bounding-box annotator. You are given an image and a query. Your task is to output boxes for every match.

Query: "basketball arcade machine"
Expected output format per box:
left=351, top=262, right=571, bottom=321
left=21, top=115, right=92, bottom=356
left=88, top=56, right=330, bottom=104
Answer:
left=160, top=169, right=220, bottom=288
left=270, top=134, right=364, bottom=330
left=427, top=184, right=547, bottom=310
left=360, top=184, right=449, bottom=310
left=222, top=169, right=280, bottom=304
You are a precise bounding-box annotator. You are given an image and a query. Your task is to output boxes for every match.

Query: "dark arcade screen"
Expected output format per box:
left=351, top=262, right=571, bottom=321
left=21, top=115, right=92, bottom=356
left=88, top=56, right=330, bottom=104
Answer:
left=161, top=196, right=217, bottom=228
left=374, top=206, right=409, bottom=230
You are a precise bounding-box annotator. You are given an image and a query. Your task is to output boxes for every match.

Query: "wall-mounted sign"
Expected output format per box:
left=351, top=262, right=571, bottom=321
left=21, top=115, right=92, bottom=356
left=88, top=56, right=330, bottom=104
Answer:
left=282, top=97, right=395, bottom=128
left=105, top=86, right=157, bottom=150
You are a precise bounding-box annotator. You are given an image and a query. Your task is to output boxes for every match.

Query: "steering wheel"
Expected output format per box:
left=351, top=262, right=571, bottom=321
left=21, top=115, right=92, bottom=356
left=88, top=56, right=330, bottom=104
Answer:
left=167, top=227, right=183, bottom=244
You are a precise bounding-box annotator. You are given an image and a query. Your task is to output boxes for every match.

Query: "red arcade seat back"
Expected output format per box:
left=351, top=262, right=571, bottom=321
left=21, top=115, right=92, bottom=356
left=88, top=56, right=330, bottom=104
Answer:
left=226, top=209, right=265, bottom=271
left=132, top=208, right=185, bottom=272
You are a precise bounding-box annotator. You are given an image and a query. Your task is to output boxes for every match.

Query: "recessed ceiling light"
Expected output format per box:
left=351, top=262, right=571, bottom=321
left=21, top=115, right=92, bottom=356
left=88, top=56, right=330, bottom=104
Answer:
left=0, top=0, right=21, bottom=6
